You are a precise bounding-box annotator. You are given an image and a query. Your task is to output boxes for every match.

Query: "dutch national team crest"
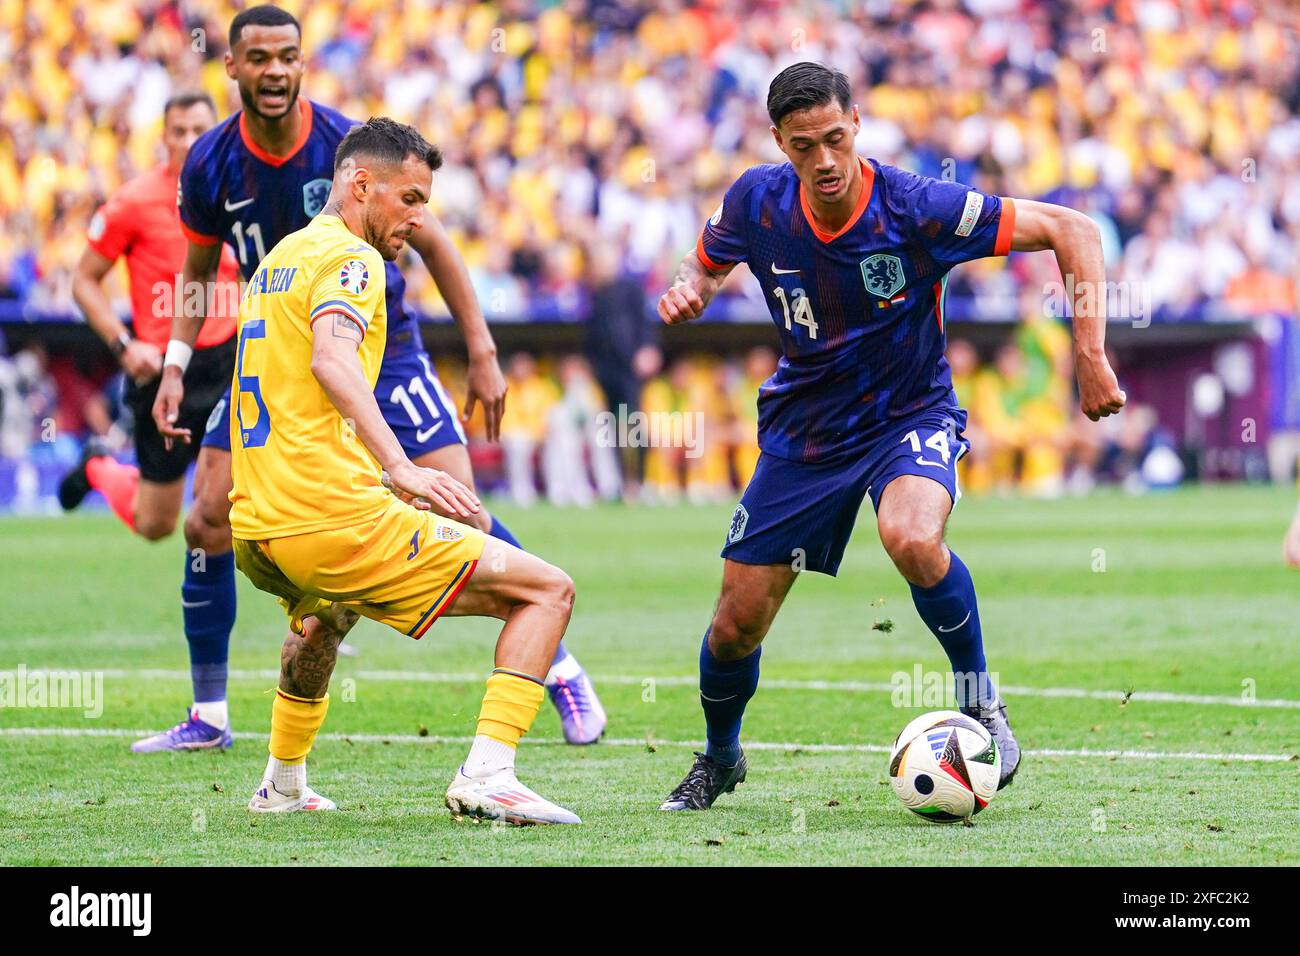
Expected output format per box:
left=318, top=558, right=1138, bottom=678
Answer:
left=860, top=253, right=905, bottom=299
left=728, top=503, right=749, bottom=544
left=303, top=177, right=331, bottom=217
left=339, top=259, right=369, bottom=293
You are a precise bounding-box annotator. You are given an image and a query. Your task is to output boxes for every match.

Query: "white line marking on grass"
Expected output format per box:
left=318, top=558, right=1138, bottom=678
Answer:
left=69, top=668, right=1300, bottom=711
left=0, top=726, right=1294, bottom=763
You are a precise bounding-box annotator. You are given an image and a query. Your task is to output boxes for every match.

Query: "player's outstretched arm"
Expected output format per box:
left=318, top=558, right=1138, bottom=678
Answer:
left=1010, top=198, right=1126, bottom=421
left=152, top=240, right=222, bottom=446
left=658, top=251, right=733, bottom=325
left=72, top=247, right=162, bottom=385
left=310, top=311, right=481, bottom=520
left=407, top=209, right=507, bottom=441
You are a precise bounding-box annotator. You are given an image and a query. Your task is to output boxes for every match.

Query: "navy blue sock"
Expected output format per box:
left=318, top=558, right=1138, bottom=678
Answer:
left=908, top=550, right=995, bottom=708
left=182, top=550, right=235, bottom=704
left=699, top=631, right=761, bottom=765
left=487, top=514, right=522, bottom=549
left=487, top=513, right=571, bottom=668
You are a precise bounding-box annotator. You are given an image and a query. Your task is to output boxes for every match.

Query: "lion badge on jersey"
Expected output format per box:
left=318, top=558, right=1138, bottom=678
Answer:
left=339, top=259, right=369, bottom=293
left=303, top=177, right=331, bottom=217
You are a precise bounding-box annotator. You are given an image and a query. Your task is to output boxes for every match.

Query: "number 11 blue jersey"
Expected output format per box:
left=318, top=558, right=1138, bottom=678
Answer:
left=177, top=98, right=421, bottom=361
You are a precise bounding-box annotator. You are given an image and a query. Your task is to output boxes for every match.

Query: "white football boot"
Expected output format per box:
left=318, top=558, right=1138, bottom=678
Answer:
left=247, top=779, right=337, bottom=813
left=445, top=767, right=581, bottom=825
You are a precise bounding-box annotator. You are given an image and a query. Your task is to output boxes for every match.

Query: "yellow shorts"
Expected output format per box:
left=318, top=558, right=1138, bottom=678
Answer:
left=234, top=499, right=486, bottom=638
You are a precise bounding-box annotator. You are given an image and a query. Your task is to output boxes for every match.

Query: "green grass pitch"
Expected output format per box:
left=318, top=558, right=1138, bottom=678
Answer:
left=1, top=485, right=1297, bottom=866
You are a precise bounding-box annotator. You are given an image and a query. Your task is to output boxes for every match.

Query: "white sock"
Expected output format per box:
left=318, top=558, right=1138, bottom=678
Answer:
left=264, top=755, right=306, bottom=796
left=193, top=700, right=228, bottom=729
left=545, top=651, right=582, bottom=685
left=462, top=735, right=516, bottom=778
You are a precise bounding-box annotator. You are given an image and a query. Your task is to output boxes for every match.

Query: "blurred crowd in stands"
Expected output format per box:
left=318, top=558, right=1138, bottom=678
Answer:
left=0, top=325, right=1178, bottom=510
left=0, top=0, right=1297, bottom=507
left=1, top=0, right=1297, bottom=319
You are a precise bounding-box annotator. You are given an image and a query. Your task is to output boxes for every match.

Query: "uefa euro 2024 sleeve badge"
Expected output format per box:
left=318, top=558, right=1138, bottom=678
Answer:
left=339, top=259, right=369, bottom=293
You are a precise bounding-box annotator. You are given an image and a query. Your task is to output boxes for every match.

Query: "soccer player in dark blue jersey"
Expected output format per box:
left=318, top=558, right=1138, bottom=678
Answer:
left=658, top=62, right=1125, bottom=810
left=139, top=5, right=605, bottom=754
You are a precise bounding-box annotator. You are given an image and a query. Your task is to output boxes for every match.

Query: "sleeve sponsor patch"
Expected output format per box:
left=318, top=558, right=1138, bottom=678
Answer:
left=955, top=191, right=984, bottom=238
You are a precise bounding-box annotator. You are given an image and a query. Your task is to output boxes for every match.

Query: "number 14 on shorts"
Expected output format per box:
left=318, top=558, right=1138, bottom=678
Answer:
left=902, top=428, right=952, bottom=469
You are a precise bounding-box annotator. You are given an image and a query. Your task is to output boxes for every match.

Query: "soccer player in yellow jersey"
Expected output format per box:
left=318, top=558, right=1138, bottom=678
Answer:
left=230, top=118, right=580, bottom=825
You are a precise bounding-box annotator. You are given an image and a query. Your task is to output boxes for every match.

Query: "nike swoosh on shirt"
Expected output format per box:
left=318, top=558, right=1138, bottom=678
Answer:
left=224, top=197, right=255, bottom=212
left=416, top=422, right=445, bottom=443
left=770, top=264, right=800, bottom=274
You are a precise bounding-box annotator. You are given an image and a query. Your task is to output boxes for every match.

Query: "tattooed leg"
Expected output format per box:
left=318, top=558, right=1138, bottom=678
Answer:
left=249, top=605, right=361, bottom=812
left=280, top=604, right=359, bottom=699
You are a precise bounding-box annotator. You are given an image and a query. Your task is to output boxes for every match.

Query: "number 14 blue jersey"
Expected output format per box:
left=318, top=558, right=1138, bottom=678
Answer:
left=698, top=157, right=1014, bottom=463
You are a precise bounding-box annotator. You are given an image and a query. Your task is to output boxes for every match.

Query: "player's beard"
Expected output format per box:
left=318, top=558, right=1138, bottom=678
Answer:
left=365, top=209, right=402, bottom=261
left=238, top=78, right=301, bottom=121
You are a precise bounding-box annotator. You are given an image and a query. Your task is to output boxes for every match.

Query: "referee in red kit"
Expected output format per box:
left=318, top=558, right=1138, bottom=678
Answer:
left=59, top=91, right=241, bottom=539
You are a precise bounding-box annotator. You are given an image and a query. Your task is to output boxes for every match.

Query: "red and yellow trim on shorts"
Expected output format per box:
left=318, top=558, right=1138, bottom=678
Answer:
left=405, top=559, right=477, bottom=639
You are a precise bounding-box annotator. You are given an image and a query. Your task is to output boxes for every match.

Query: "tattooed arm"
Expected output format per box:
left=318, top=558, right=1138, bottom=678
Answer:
left=657, top=250, right=735, bottom=325
left=310, top=311, right=481, bottom=520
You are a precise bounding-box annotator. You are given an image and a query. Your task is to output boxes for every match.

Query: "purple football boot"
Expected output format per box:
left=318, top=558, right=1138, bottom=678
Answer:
left=131, top=710, right=233, bottom=753
left=546, top=667, right=607, bottom=745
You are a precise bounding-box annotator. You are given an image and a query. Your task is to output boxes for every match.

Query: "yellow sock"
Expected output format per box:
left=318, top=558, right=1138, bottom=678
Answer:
left=269, top=689, right=330, bottom=763
left=476, top=670, right=544, bottom=746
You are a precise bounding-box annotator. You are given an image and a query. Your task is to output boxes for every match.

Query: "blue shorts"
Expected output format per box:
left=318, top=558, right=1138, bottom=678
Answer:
left=201, top=350, right=466, bottom=458
left=199, top=390, right=231, bottom=452
left=721, top=411, right=970, bottom=576
left=374, top=349, right=467, bottom=458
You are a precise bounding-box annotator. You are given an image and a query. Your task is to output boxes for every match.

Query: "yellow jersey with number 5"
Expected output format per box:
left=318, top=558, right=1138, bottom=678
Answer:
left=228, top=214, right=390, bottom=540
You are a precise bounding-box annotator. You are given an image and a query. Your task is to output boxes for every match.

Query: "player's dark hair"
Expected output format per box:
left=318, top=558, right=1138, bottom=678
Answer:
left=766, top=61, right=852, bottom=127
left=163, top=91, right=216, bottom=118
left=228, top=4, right=301, bottom=51
left=334, top=117, right=443, bottom=175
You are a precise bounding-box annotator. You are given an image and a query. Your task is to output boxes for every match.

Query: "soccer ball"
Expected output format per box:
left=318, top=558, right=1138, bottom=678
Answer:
left=888, top=710, right=1000, bottom=822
